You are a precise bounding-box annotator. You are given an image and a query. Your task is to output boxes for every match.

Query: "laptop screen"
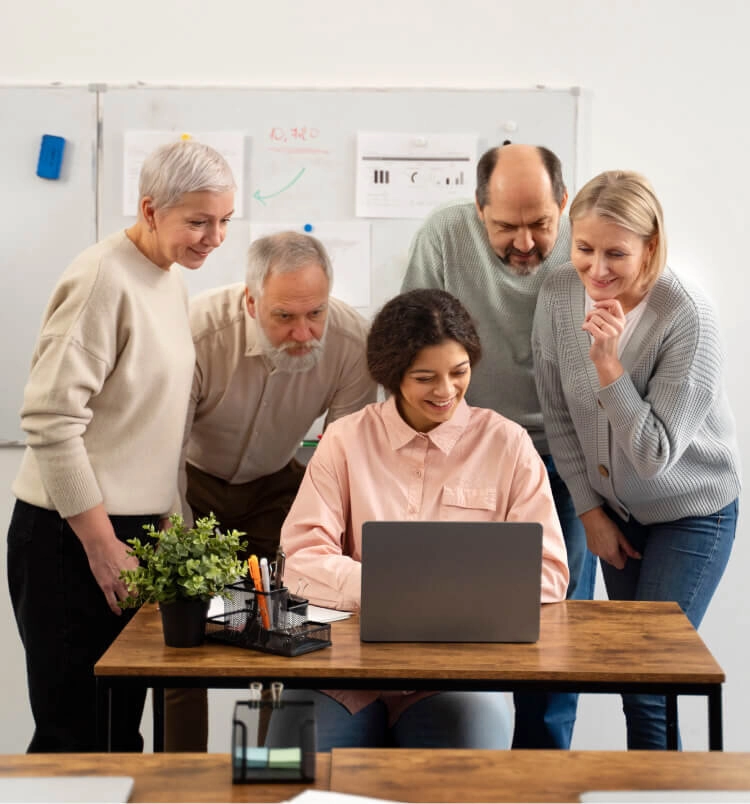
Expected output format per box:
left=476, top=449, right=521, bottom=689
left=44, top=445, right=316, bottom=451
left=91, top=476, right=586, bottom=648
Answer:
left=360, top=521, right=542, bottom=643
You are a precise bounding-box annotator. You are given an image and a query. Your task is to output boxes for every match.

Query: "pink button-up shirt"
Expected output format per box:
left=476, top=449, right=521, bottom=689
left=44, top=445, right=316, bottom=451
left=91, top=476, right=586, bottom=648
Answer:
left=280, top=397, right=569, bottom=719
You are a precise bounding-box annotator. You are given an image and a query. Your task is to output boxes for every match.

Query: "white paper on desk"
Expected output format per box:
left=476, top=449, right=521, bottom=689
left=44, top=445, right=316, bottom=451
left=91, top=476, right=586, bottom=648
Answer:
left=209, top=597, right=350, bottom=623
left=207, top=596, right=224, bottom=618
left=123, top=130, right=245, bottom=217
left=355, top=131, right=478, bottom=219
left=249, top=221, right=371, bottom=308
left=306, top=605, right=352, bottom=623
left=288, top=790, right=402, bottom=804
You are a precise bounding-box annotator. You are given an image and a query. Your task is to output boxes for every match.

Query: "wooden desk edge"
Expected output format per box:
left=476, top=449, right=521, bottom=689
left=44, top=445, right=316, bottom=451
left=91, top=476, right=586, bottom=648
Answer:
left=330, top=749, right=750, bottom=802
left=0, top=753, right=331, bottom=803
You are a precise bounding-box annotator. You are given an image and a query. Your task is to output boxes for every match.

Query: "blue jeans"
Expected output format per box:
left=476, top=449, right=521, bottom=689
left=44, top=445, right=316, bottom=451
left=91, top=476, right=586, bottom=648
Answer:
left=280, top=690, right=512, bottom=751
left=511, top=455, right=597, bottom=749
left=600, top=499, right=737, bottom=749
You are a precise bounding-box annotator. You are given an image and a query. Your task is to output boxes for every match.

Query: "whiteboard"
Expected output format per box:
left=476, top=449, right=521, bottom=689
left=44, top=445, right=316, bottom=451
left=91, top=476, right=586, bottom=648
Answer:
left=99, top=87, right=582, bottom=311
left=1, top=85, right=584, bottom=441
left=0, top=87, right=97, bottom=443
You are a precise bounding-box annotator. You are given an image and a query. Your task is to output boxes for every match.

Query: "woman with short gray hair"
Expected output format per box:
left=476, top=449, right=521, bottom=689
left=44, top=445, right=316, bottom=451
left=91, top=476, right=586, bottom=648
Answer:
left=7, top=139, right=235, bottom=752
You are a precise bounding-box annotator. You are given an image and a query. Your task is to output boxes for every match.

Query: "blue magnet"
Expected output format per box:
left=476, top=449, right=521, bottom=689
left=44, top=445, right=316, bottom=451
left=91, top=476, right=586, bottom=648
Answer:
left=303, top=223, right=313, bottom=233
left=36, top=134, right=66, bottom=180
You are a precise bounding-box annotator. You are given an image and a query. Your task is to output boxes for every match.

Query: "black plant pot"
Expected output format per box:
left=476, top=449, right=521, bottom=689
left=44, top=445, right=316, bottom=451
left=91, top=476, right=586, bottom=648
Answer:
left=159, top=598, right=210, bottom=647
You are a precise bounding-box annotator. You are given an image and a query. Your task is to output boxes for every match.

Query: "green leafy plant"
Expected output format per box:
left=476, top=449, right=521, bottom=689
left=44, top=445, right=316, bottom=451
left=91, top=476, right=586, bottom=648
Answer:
left=119, top=512, right=247, bottom=608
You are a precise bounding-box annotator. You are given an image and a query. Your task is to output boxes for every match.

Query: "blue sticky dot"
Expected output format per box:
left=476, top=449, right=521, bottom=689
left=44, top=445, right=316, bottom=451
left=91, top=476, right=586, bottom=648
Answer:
left=303, top=223, right=313, bottom=232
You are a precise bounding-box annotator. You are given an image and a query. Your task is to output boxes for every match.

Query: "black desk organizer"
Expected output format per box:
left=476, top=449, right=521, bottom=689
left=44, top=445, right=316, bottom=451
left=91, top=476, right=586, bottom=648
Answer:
left=205, top=582, right=331, bottom=657
left=232, top=698, right=316, bottom=783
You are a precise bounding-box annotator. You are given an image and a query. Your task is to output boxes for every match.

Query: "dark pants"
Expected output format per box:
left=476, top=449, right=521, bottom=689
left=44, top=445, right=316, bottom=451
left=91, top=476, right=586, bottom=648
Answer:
left=511, top=455, right=597, bottom=749
left=165, top=459, right=306, bottom=752
left=185, top=459, right=307, bottom=561
left=7, top=499, right=159, bottom=753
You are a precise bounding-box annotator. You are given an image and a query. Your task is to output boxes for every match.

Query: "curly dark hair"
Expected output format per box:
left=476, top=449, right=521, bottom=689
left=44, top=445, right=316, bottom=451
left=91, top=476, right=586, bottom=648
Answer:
left=367, top=289, right=482, bottom=395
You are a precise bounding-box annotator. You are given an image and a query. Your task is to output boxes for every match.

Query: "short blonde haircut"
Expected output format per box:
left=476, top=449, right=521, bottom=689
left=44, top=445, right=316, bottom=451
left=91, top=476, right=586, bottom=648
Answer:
left=569, top=170, right=667, bottom=291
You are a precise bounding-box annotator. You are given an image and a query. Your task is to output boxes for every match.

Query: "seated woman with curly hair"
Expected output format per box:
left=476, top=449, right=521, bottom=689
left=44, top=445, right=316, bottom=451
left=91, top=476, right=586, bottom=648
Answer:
left=280, top=287, right=569, bottom=751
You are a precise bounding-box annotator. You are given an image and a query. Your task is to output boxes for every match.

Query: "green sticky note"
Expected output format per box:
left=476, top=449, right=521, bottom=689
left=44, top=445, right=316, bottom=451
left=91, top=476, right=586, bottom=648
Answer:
left=268, top=747, right=301, bottom=769
left=234, top=746, right=269, bottom=768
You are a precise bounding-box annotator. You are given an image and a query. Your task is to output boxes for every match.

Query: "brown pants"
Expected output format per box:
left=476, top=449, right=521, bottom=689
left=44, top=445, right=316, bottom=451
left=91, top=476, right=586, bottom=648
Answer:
left=164, top=459, right=306, bottom=752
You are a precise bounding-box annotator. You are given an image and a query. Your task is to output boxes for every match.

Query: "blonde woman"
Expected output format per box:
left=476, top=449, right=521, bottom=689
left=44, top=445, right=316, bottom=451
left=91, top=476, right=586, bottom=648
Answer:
left=532, top=170, right=740, bottom=749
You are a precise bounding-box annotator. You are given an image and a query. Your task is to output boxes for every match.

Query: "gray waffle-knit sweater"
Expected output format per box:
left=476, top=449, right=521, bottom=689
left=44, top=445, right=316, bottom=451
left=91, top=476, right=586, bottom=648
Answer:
left=402, top=199, right=571, bottom=455
left=532, top=263, right=741, bottom=523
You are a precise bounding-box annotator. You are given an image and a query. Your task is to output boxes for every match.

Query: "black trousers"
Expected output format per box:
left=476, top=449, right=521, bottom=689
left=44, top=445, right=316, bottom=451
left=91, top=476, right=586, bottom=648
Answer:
left=185, top=459, right=307, bottom=562
left=7, top=499, right=159, bottom=752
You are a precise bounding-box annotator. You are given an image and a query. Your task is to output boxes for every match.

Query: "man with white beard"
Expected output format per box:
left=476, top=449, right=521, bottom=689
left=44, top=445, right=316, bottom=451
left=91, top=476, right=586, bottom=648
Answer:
left=179, top=230, right=376, bottom=560
left=167, top=231, right=375, bottom=752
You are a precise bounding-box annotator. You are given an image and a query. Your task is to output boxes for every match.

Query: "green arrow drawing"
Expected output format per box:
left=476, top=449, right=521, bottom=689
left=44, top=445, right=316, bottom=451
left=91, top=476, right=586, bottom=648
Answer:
left=252, top=168, right=306, bottom=206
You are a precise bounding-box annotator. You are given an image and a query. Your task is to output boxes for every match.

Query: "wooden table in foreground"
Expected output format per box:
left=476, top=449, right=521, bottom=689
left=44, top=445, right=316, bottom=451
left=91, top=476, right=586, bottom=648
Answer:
left=330, top=749, right=750, bottom=802
left=95, top=600, right=725, bottom=752
left=2, top=750, right=750, bottom=803
left=0, top=753, right=330, bottom=803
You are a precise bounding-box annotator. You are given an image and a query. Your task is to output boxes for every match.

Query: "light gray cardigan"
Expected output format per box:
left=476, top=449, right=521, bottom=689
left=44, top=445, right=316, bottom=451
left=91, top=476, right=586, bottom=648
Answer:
left=532, top=264, right=740, bottom=523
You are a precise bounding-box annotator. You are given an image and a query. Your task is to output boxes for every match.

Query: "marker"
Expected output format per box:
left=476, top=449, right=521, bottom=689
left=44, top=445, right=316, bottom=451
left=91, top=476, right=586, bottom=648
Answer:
left=248, top=555, right=270, bottom=629
left=260, top=557, right=272, bottom=593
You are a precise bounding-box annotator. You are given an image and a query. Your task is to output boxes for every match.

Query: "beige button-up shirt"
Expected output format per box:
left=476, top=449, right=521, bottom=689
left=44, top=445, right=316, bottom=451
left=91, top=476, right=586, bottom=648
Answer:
left=182, top=283, right=377, bottom=492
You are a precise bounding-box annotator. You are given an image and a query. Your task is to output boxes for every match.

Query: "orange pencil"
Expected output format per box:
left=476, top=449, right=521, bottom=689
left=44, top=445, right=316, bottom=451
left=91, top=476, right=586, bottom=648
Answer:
left=247, top=554, right=270, bottom=629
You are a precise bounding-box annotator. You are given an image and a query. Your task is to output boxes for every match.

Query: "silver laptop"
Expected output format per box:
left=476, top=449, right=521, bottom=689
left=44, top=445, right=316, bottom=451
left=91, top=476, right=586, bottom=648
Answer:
left=360, top=521, right=543, bottom=643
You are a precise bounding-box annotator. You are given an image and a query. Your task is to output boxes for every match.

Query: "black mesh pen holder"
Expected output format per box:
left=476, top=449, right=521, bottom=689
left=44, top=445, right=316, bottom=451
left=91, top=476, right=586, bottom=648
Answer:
left=206, top=582, right=331, bottom=656
left=232, top=698, right=316, bottom=783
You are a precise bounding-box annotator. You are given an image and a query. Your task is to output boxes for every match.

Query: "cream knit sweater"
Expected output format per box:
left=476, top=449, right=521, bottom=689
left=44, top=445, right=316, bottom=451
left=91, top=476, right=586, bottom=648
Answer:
left=13, top=230, right=195, bottom=519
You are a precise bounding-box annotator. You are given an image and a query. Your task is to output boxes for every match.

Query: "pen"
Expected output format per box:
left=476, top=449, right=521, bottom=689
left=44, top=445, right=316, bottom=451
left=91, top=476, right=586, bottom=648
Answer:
left=248, top=555, right=270, bottom=630
left=273, top=547, right=286, bottom=590
left=260, top=557, right=273, bottom=629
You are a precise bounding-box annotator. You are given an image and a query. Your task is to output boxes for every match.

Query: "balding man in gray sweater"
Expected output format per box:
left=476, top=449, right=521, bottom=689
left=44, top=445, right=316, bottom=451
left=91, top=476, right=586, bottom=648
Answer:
left=401, top=143, right=593, bottom=750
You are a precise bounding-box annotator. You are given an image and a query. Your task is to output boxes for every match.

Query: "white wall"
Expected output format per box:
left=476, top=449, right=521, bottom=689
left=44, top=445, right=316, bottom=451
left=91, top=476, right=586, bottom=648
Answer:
left=2, top=0, right=748, bottom=753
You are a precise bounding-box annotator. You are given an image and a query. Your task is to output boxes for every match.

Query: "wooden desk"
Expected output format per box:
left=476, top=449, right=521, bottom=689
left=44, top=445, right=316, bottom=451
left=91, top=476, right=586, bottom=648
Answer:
left=329, top=749, right=750, bottom=802
left=95, top=600, right=725, bottom=752
left=2, top=750, right=750, bottom=803
left=0, top=753, right=330, bottom=803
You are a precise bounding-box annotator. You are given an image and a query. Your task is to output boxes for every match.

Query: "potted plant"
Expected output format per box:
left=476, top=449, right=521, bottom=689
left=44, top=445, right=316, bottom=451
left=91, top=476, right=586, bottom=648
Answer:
left=120, top=512, right=247, bottom=647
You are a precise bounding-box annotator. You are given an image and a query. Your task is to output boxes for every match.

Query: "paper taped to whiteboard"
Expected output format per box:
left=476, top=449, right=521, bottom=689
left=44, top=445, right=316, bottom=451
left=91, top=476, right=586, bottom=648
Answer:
left=355, top=131, right=478, bottom=219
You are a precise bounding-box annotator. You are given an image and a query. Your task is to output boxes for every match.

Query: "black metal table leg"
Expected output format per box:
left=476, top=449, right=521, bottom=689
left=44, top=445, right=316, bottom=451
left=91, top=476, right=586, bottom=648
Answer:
left=665, top=693, right=679, bottom=750
left=96, top=678, right=111, bottom=751
left=153, top=687, right=165, bottom=752
left=708, top=685, right=724, bottom=751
